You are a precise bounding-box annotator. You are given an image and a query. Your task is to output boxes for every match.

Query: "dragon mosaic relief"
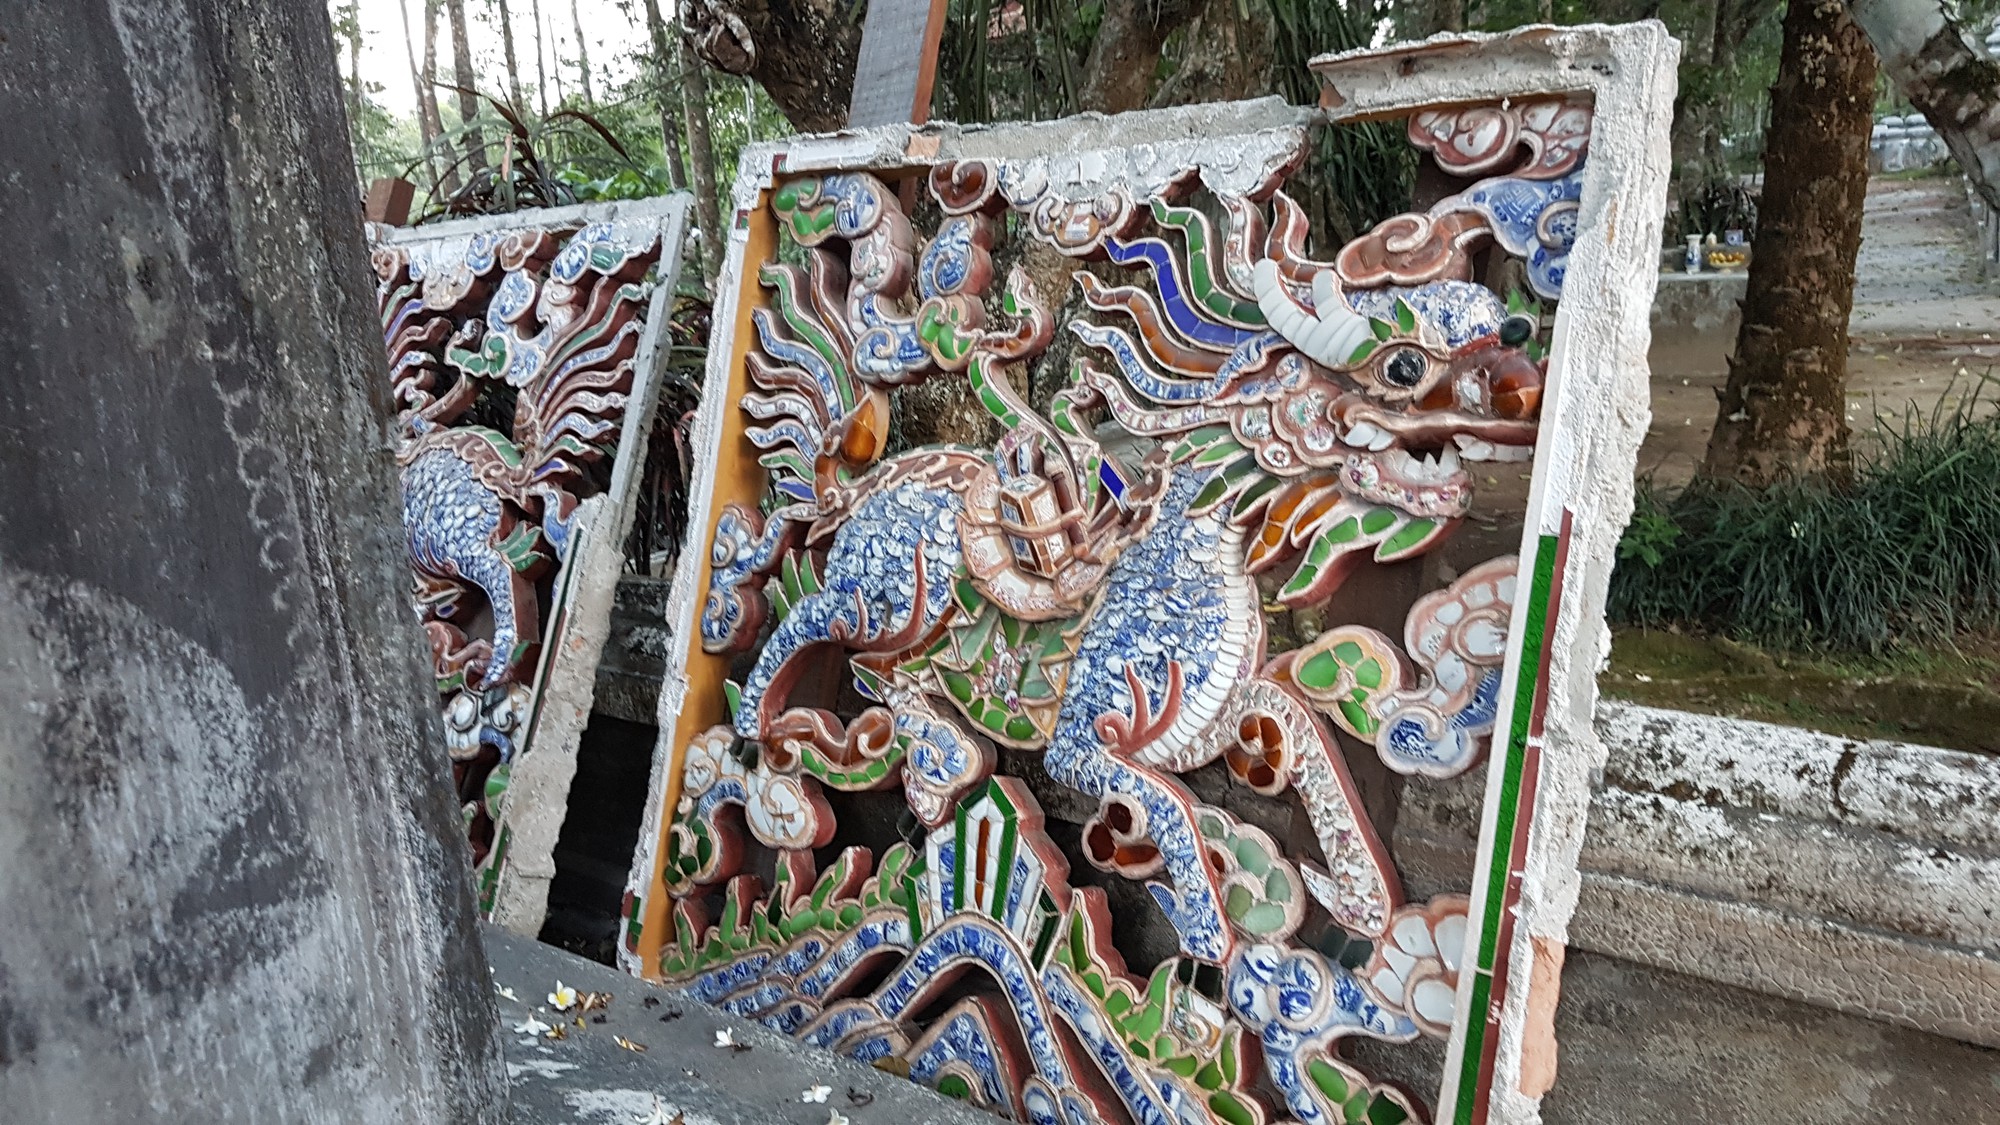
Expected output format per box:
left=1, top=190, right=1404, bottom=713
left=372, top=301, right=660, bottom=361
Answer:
left=659, top=97, right=1590, bottom=1124
left=373, top=211, right=674, bottom=912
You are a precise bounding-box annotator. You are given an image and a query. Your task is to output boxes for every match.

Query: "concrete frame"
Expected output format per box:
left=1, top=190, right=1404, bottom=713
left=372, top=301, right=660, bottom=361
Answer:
left=370, top=195, right=692, bottom=934
left=630, top=22, right=1678, bottom=1125
left=1308, top=24, right=1679, bottom=1123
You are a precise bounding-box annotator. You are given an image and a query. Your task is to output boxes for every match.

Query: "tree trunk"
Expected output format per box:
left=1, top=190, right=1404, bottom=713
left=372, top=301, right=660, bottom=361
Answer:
left=422, top=0, right=461, bottom=194
left=1701, top=0, right=1879, bottom=486
left=401, top=0, right=445, bottom=185
left=1146, top=0, right=1273, bottom=108
left=495, top=0, right=527, bottom=110
left=1847, top=0, right=2000, bottom=214
left=1078, top=0, right=1189, bottom=113
left=447, top=0, right=488, bottom=172
left=532, top=0, right=549, bottom=114
left=639, top=0, right=689, bottom=193
left=1402, top=0, right=1465, bottom=36
left=339, top=0, right=364, bottom=127
left=570, top=0, right=596, bottom=105
left=0, top=0, right=504, bottom=1117
left=679, top=25, right=725, bottom=284
left=684, top=0, right=863, bottom=132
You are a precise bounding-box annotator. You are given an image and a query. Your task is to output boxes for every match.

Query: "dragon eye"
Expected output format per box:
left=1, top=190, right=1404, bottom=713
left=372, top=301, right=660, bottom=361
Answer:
left=1500, top=314, right=1536, bottom=347
left=1382, top=348, right=1427, bottom=389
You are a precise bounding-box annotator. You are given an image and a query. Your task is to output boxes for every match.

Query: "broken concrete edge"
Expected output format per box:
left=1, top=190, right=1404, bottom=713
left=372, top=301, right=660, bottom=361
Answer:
left=369, top=194, right=695, bottom=936
left=722, top=96, right=1311, bottom=217
left=484, top=924, right=994, bottom=1125
left=1307, top=21, right=1671, bottom=116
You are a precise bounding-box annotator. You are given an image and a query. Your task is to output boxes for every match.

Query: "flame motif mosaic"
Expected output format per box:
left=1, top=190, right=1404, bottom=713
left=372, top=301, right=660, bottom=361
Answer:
left=648, top=97, right=1593, bottom=1124
left=372, top=201, right=684, bottom=918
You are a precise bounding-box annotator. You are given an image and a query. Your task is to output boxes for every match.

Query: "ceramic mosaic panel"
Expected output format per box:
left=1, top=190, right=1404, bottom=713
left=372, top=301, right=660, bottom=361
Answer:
left=630, top=24, right=1674, bottom=1125
left=370, top=197, right=690, bottom=931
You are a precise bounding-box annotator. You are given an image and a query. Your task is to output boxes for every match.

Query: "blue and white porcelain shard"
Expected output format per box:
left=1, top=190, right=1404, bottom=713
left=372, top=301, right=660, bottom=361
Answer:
left=1225, top=942, right=1418, bottom=1125
left=1043, top=468, right=1256, bottom=964
left=734, top=481, right=966, bottom=739
left=1347, top=280, right=1509, bottom=352
left=1444, top=167, right=1584, bottom=301
left=402, top=445, right=521, bottom=690
left=906, top=1006, right=1012, bottom=1107
left=1379, top=666, right=1503, bottom=775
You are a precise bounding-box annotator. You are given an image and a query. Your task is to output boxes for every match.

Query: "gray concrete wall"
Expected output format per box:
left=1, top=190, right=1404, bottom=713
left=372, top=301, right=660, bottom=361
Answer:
left=0, top=1, right=504, bottom=1120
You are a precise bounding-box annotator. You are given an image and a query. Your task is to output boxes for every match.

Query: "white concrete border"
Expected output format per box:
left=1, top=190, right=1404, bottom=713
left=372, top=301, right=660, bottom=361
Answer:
left=1309, top=23, right=1680, bottom=1124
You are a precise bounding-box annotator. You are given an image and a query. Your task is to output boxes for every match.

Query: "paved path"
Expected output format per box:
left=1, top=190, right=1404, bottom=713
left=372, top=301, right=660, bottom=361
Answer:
left=1849, top=177, right=2000, bottom=337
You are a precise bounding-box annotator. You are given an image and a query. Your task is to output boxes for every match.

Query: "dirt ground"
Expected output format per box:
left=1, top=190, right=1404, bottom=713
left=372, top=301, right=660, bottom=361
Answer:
left=1640, top=174, right=2000, bottom=484
left=1605, top=175, right=2000, bottom=752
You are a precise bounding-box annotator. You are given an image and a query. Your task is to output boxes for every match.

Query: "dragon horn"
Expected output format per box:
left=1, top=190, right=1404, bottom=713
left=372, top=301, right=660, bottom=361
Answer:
left=1253, top=258, right=1374, bottom=369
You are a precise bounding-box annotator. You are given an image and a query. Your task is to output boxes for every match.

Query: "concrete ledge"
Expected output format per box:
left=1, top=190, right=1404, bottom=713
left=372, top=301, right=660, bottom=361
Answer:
left=485, top=925, right=991, bottom=1125
left=1395, top=701, right=2000, bottom=1046
left=1650, top=271, right=1745, bottom=340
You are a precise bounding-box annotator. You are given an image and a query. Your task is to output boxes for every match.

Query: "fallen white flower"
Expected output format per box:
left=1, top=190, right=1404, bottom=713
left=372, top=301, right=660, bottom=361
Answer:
left=631, top=1094, right=680, bottom=1125
left=495, top=985, right=519, bottom=1002
left=513, top=1015, right=552, bottom=1036
left=548, top=981, right=579, bottom=1011
left=801, top=1085, right=832, bottom=1104
left=713, top=1028, right=735, bottom=1049
left=825, top=1111, right=850, bottom=1125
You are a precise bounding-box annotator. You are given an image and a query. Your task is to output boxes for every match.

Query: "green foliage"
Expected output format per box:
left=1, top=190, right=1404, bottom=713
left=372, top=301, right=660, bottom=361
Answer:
left=1266, top=0, right=1415, bottom=248
left=1610, top=385, right=2000, bottom=652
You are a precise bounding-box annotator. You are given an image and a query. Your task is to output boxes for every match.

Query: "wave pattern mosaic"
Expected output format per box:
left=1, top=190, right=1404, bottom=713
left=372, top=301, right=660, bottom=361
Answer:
left=632, top=26, right=1676, bottom=1124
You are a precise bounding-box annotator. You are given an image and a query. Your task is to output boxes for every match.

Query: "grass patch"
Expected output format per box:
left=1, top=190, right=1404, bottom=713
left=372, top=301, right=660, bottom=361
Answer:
left=1609, top=389, right=2000, bottom=653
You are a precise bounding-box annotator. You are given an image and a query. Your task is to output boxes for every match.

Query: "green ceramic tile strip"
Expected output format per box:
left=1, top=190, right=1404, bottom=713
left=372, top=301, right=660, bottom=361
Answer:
left=1451, top=532, right=1558, bottom=1124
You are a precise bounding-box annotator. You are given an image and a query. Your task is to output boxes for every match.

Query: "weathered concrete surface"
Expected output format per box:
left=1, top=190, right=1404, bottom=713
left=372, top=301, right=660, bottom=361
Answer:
left=1352, top=949, right=2000, bottom=1125
left=1396, top=702, right=2000, bottom=1049
left=1650, top=272, right=1747, bottom=343
left=486, top=925, right=992, bottom=1125
left=0, top=1, right=503, bottom=1120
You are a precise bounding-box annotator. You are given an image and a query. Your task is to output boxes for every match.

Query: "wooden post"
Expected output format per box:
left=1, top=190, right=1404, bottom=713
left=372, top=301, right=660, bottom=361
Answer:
left=365, top=176, right=417, bottom=226
left=0, top=1, right=504, bottom=1119
left=846, top=0, right=952, bottom=128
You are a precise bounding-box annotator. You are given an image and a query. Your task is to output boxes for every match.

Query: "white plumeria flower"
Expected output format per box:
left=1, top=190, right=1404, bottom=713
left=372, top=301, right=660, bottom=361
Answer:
left=801, top=1085, right=832, bottom=1104
left=548, top=982, right=579, bottom=1011
left=713, top=1028, right=735, bottom=1048
left=825, top=1110, right=849, bottom=1125
left=513, top=1015, right=551, bottom=1036
left=631, top=1095, right=677, bottom=1124
left=495, top=984, right=519, bottom=1002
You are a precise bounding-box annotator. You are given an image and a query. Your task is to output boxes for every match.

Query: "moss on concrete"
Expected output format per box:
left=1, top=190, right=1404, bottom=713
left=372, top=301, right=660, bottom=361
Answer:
left=1603, top=627, right=2000, bottom=755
